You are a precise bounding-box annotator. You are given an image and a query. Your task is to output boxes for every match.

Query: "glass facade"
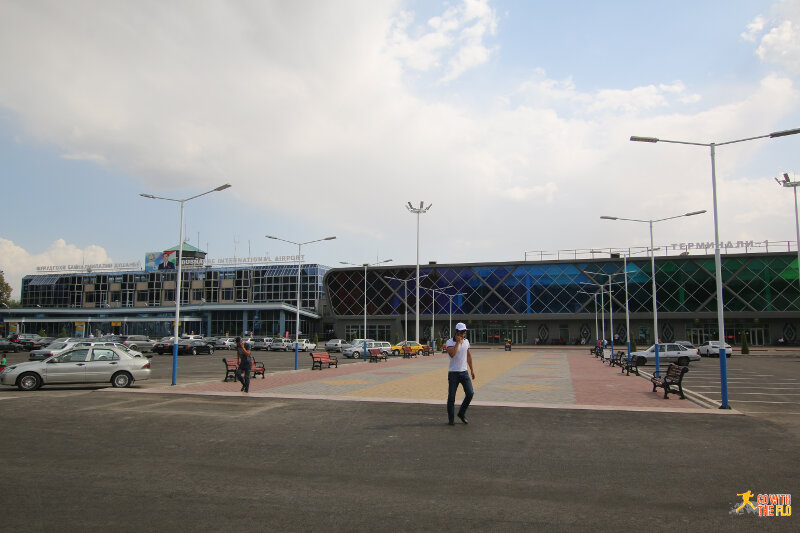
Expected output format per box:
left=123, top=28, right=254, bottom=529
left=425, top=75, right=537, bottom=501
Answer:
left=6, top=264, right=329, bottom=339
left=325, top=253, right=800, bottom=346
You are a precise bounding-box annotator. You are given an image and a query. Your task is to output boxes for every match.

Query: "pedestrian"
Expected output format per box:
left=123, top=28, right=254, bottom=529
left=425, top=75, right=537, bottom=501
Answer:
left=235, top=336, right=252, bottom=393
left=444, top=322, right=475, bottom=425
left=1, top=354, right=6, bottom=372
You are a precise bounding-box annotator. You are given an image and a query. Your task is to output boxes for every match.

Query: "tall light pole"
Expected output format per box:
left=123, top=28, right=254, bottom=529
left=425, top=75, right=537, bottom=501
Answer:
left=267, top=235, right=336, bottom=370
left=406, top=201, right=431, bottom=343
left=775, top=173, right=800, bottom=291
left=577, top=289, right=600, bottom=348
left=429, top=286, right=455, bottom=351
left=385, top=273, right=428, bottom=343
left=140, top=183, right=231, bottom=385
left=601, top=211, right=705, bottom=375
left=631, top=127, right=799, bottom=406
left=342, top=259, right=392, bottom=360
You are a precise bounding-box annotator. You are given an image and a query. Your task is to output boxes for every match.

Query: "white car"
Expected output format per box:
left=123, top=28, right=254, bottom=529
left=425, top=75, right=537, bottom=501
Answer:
left=697, top=341, right=733, bottom=357
left=290, top=339, right=316, bottom=352
left=0, top=345, right=151, bottom=390
left=343, top=341, right=380, bottom=359
left=630, top=343, right=701, bottom=366
left=324, top=339, right=345, bottom=352
left=270, top=338, right=293, bottom=351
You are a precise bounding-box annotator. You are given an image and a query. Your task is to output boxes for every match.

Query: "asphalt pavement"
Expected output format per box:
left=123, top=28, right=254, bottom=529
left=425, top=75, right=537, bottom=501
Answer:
left=0, top=347, right=797, bottom=531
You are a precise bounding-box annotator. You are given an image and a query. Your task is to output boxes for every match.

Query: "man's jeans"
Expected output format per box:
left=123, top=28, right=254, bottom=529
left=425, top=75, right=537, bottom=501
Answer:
left=447, top=371, right=474, bottom=422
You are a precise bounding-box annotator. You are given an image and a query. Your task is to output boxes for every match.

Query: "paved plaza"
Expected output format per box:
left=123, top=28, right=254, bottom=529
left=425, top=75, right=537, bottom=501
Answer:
left=123, top=349, right=711, bottom=414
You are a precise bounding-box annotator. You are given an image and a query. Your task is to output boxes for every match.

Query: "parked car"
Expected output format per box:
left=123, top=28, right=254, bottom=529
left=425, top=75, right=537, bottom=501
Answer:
left=0, top=345, right=151, bottom=390
left=176, top=339, right=215, bottom=355
left=28, top=341, right=85, bottom=361
left=630, top=343, right=701, bottom=366
left=343, top=341, right=380, bottom=359
left=252, top=337, right=273, bottom=350
left=324, top=339, right=345, bottom=352
left=153, top=337, right=178, bottom=355
left=390, top=340, right=425, bottom=356
left=0, top=339, right=25, bottom=353
left=697, top=341, right=733, bottom=357
left=290, top=339, right=316, bottom=352
left=675, top=340, right=695, bottom=349
left=214, top=337, right=237, bottom=350
left=122, top=335, right=157, bottom=353
left=269, top=337, right=293, bottom=351
left=374, top=341, right=392, bottom=355
left=341, top=339, right=374, bottom=352
left=10, top=334, right=43, bottom=351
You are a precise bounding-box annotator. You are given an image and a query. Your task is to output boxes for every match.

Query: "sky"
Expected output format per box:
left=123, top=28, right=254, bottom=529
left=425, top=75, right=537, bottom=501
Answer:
left=1, top=0, right=799, bottom=299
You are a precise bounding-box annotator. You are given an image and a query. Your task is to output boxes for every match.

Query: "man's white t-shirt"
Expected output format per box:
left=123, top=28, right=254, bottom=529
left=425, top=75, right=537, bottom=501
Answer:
left=445, top=337, right=470, bottom=372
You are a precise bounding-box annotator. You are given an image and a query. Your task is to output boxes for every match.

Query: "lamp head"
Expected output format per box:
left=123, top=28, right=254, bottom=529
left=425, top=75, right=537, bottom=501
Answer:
left=630, top=136, right=659, bottom=143
left=769, top=127, right=800, bottom=138
left=214, top=184, right=232, bottom=191
left=784, top=173, right=791, bottom=183
left=684, top=210, right=706, bottom=217
left=140, top=193, right=156, bottom=199
left=265, top=235, right=277, bottom=240
left=324, top=236, right=336, bottom=241
left=599, top=216, right=618, bottom=220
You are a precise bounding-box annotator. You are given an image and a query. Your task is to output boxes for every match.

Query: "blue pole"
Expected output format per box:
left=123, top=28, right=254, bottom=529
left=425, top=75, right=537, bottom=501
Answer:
left=295, top=341, right=299, bottom=371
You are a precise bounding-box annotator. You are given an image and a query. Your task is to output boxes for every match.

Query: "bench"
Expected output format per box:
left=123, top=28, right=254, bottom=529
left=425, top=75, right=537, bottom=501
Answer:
left=421, top=344, right=432, bottom=356
left=368, top=348, right=387, bottom=363
left=310, top=351, right=339, bottom=370
left=402, top=347, right=417, bottom=359
left=651, top=363, right=689, bottom=399
left=222, top=357, right=266, bottom=382
left=621, top=354, right=641, bottom=376
left=608, top=351, right=625, bottom=367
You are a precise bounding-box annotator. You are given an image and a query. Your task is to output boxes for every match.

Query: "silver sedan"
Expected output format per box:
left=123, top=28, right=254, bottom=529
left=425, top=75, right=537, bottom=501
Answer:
left=0, top=345, right=151, bottom=391
left=630, top=343, right=701, bottom=366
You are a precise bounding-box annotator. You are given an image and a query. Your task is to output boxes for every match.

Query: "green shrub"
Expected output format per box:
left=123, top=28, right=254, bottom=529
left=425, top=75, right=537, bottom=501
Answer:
left=38, top=328, right=47, bottom=337
left=630, top=339, right=637, bottom=352
left=741, top=332, right=750, bottom=355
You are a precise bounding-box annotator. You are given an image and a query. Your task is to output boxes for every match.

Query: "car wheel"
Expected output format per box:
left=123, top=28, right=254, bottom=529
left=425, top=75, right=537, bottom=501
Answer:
left=393, top=349, right=399, bottom=356
left=352, top=351, right=360, bottom=358
left=111, top=371, right=132, bottom=388
left=18, top=372, right=41, bottom=391
left=677, top=356, right=689, bottom=366
left=129, top=345, right=137, bottom=351
left=725, top=352, right=731, bottom=358
left=191, top=347, right=198, bottom=356
left=208, top=346, right=214, bottom=354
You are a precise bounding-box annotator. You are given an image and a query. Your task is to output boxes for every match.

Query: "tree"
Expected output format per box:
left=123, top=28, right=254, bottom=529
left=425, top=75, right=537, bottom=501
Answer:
left=741, top=332, right=750, bottom=355
left=0, top=270, right=12, bottom=307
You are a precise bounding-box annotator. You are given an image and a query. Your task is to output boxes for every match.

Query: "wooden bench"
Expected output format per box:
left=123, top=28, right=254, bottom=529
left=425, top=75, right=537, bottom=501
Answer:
left=651, top=363, right=689, bottom=399
left=621, top=354, right=641, bottom=376
left=402, top=346, right=417, bottom=359
left=368, top=348, right=387, bottom=363
left=310, top=351, right=339, bottom=370
left=222, top=357, right=265, bottom=382
left=421, top=344, right=432, bottom=356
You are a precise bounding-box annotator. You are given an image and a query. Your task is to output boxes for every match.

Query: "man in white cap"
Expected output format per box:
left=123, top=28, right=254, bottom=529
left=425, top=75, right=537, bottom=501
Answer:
left=444, top=322, right=475, bottom=425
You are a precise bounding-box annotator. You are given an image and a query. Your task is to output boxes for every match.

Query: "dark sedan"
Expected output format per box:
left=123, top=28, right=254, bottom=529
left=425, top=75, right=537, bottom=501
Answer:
left=153, top=339, right=214, bottom=355
left=0, top=339, right=25, bottom=353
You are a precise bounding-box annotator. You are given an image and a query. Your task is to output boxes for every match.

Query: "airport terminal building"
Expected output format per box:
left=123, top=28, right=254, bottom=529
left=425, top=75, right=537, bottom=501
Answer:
left=3, top=244, right=800, bottom=347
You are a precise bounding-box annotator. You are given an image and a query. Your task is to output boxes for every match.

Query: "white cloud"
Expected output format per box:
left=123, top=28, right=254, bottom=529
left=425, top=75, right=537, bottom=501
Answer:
left=389, top=0, right=498, bottom=83
left=0, top=238, right=111, bottom=298
left=745, top=1, right=800, bottom=73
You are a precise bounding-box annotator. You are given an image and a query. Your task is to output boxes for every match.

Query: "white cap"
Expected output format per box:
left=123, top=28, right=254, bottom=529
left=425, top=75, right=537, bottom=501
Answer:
left=455, top=322, right=467, bottom=331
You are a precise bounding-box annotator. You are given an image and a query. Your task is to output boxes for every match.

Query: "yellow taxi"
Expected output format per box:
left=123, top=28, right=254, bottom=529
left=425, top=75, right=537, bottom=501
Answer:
left=390, top=340, right=425, bottom=356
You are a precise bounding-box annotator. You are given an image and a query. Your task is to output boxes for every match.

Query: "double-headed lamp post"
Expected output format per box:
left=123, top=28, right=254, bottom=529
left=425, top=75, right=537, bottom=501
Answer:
left=631, top=127, right=800, bottom=407
left=267, top=235, right=336, bottom=370
left=775, top=173, right=800, bottom=291
left=601, top=211, right=705, bottom=376
left=385, top=273, right=428, bottom=343
left=342, top=259, right=393, bottom=360
left=140, top=183, right=231, bottom=385
left=406, top=201, right=432, bottom=343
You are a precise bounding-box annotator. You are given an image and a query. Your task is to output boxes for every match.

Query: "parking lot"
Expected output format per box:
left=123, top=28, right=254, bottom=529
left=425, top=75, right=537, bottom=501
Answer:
left=1, top=346, right=798, bottom=531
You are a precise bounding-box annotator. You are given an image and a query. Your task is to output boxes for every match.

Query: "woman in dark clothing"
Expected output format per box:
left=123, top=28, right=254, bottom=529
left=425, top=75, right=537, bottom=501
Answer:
left=236, top=336, right=251, bottom=393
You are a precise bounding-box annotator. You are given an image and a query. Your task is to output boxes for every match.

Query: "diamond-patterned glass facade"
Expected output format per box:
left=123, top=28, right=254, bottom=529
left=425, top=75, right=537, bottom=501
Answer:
left=325, top=253, right=800, bottom=318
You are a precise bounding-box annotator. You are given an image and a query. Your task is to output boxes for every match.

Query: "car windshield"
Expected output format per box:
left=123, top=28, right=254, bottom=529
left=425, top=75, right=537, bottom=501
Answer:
left=46, top=343, right=68, bottom=350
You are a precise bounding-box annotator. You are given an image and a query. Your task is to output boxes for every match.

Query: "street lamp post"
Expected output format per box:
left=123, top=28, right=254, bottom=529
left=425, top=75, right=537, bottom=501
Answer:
left=775, top=173, right=800, bottom=291
left=267, top=235, right=337, bottom=370
left=140, top=183, right=231, bottom=385
left=631, top=127, right=799, bottom=407
left=406, top=201, right=431, bottom=343
left=577, top=289, right=600, bottom=348
left=384, top=274, right=427, bottom=344
left=601, top=211, right=705, bottom=376
left=429, top=286, right=455, bottom=352
left=342, top=259, right=392, bottom=360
